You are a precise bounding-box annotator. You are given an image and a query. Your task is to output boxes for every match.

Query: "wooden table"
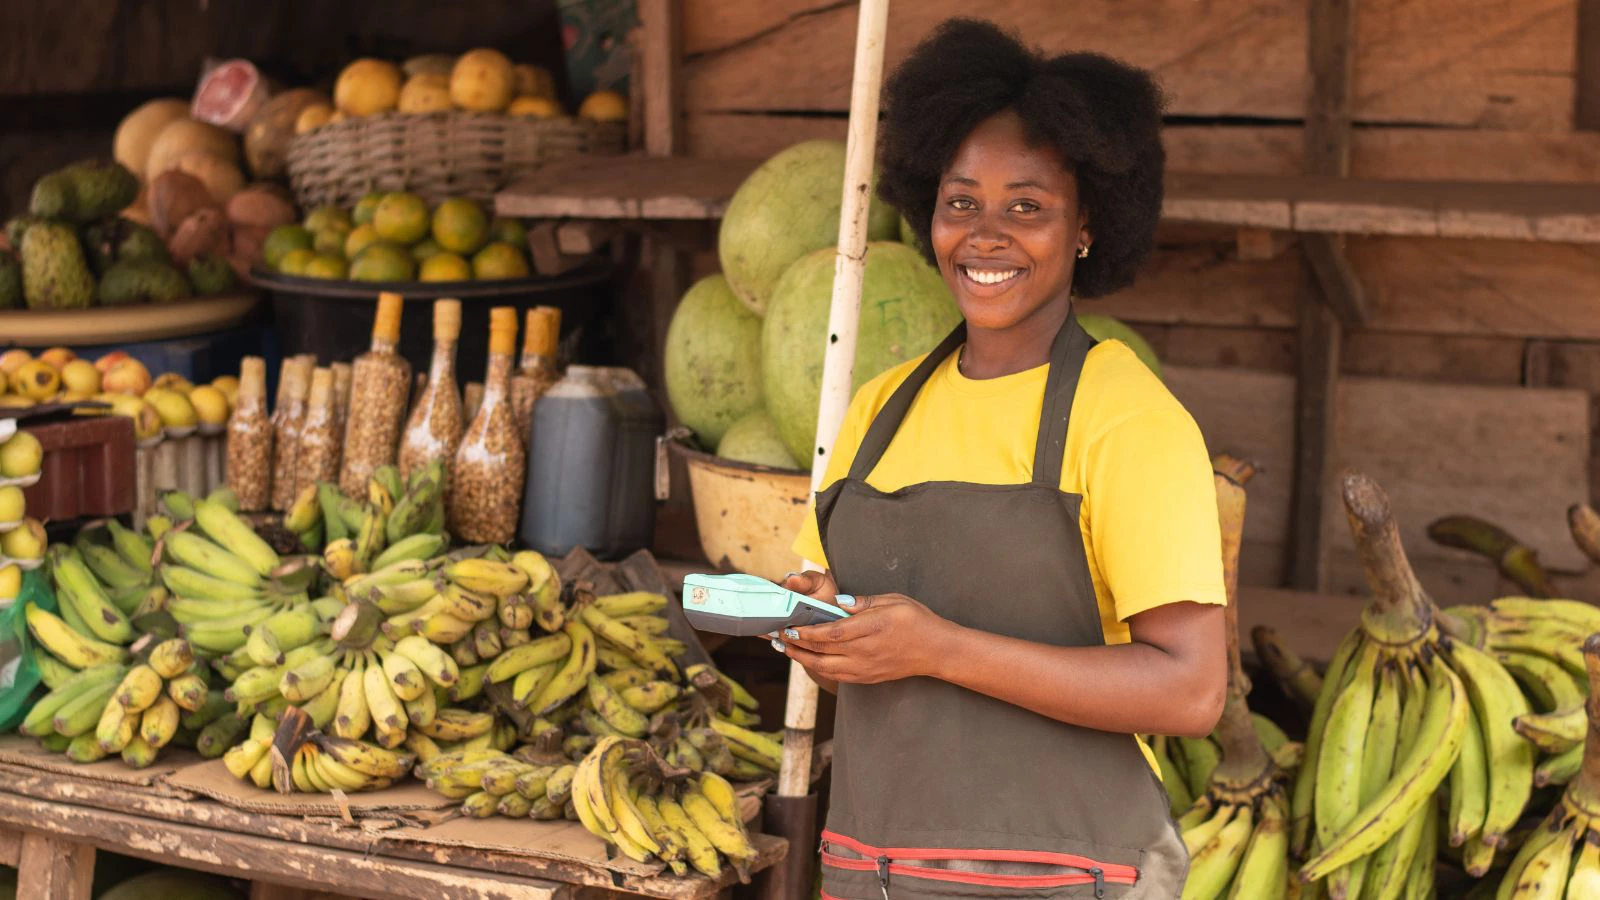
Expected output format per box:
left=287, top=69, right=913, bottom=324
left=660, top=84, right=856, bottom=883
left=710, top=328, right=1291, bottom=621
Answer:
left=0, top=763, right=784, bottom=900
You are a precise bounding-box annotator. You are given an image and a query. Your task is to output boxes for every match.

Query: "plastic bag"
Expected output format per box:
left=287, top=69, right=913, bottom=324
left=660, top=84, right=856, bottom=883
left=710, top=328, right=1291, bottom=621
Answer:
left=0, top=567, right=57, bottom=731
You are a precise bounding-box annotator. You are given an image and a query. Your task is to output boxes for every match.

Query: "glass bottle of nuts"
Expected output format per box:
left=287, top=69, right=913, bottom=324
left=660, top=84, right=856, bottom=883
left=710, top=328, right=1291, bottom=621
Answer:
left=511, top=306, right=561, bottom=443
left=338, top=292, right=412, bottom=498
left=225, top=356, right=273, bottom=511
left=449, top=306, right=525, bottom=543
left=269, top=356, right=311, bottom=511
left=296, top=367, right=340, bottom=493
left=329, top=361, right=352, bottom=441
left=398, top=299, right=463, bottom=483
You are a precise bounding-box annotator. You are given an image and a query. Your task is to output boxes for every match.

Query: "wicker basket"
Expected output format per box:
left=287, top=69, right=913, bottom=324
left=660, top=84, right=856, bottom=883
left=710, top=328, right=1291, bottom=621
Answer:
left=285, top=112, right=626, bottom=208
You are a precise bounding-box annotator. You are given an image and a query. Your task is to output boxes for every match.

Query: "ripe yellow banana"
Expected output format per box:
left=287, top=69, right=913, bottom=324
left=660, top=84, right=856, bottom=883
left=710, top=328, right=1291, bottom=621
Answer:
left=527, top=621, right=595, bottom=715
left=619, top=680, right=681, bottom=714
left=682, top=790, right=755, bottom=861
left=363, top=660, right=408, bottom=748
left=593, top=591, right=667, bottom=618
left=147, top=638, right=194, bottom=679
left=194, top=498, right=281, bottom=576
left=26, top=604, right=128, bottom=669
left=588, top=675, right=649, bottom=737
left=485, top=633, right=573, bottom=684
left=114, top=664, right=164, bottom=712
left=381, top=650, right=427, bottom=702
left=223, top=737, right=269, bottom=780
left=393, top=634, right=460, bottom=688
left=416, top=708, right=495, bottom=742
left=1181, top=802, right=1253, bottom=900
left=139, top=694, right=181, bottom=749
left=579, top=605, right=677, bottom=679
left=659, top=795, right=722, bottom=877
left=443, top=558, right=529, bottom=597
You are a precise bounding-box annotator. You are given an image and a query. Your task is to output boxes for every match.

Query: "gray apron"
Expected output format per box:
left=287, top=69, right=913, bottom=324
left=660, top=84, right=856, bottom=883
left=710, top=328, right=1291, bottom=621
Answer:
left=815, top=315, right=1188, bottom=899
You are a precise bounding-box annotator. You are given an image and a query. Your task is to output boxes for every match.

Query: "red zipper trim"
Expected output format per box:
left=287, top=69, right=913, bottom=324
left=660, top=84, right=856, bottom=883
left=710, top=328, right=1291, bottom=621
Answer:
left=820, top=829, right=1139, bottom=889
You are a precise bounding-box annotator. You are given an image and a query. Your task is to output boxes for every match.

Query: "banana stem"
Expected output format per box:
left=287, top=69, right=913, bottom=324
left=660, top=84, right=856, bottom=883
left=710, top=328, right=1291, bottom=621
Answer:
left=1581, top=635, right=1600, bottom=789
left=1426, top=515, right=1553, bottom=598
left=1210, top=689, right=1272, bottom=786
left=1570, top=505, right=1600, bottom=568
left=1341, top=471, right=1431, bottom=631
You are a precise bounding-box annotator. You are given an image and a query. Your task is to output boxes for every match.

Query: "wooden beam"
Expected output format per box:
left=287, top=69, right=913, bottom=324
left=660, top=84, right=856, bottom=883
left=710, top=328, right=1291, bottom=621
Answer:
left=0, top=827, right=21, bottom=867
left=1302, top=234, right=1367, bottom=326
left=0, top=793, right=565, bottom=900
left=527, top=221, right=590, bottom=276
left=1234, top=228, right=1278, bottom=261
left=1289, top=298, right=1343, bottom=590
left=16, top=833, right=94, bottom=900
left=639, top=0, right=683, bottom=156
left=1580, top=0, right=1600, bottom=130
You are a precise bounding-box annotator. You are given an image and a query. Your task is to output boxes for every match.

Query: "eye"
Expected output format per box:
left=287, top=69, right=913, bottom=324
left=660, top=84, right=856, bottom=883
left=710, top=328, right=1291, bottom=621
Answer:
left=1010, top=200, right=1040, bottom=213
left=947, top=197, right=976, bottom=210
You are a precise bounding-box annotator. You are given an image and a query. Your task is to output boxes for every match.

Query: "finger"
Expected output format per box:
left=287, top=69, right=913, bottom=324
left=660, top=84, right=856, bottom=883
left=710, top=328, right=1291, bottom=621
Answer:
left=789, top=614, right=872, bottom=645
left=834, top=592, right=872, bottom=612
left=781, top=642, right=849, bottom=681
left=781, top=571, right=825, bottom=595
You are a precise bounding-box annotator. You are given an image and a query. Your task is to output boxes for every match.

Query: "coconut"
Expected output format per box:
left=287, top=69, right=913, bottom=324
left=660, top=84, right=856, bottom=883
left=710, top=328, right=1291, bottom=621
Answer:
left=145, top=118, right=239, bottom=180
left=167, top=208, right=232, bottom=268
left=148, top=170, right=218, bottom=239
left=225, top=186, right=296, bottom=230
left=243, top=87, right=327, bottom=178
left=114, top=99, right=190, bottom=177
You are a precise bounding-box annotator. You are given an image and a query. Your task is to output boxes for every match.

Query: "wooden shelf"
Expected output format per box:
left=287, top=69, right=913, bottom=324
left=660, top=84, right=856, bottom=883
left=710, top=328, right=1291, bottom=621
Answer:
left=498, top=155, right=1600, bottom=243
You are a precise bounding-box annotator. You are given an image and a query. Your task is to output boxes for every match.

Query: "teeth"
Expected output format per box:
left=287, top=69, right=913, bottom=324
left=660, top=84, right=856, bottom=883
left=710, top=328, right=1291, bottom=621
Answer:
left=963, top=267, right=1019, bottom=285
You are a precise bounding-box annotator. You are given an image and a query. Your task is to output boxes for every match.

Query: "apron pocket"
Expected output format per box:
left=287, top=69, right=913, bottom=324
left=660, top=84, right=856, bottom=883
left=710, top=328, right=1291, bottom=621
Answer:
left=821, top=830, right=1139, bottom=900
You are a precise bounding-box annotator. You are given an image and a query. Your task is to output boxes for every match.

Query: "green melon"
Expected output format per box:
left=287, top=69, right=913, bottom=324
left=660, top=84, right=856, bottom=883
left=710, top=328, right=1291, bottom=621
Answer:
left=717, top=409, right=800, bottom=470
left=664, top=274, right=764, bottom=448
left=1078, top=314, right=1162, bottom=379
left=763, top=241, right=961, bottom=465
left=897, top=213, right=925, bottom=254
left=718, top=140, right=899, bottom=316
left=97, top=869, right=242, bottom=900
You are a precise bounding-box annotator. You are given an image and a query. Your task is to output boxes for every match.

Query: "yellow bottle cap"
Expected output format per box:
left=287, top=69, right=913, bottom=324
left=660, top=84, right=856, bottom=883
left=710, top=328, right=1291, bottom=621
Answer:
left=435, top=298, right=463, bottom=341
left=523, top=306, right=561, bottom=357
left=488, top=306, right=517, bottom=356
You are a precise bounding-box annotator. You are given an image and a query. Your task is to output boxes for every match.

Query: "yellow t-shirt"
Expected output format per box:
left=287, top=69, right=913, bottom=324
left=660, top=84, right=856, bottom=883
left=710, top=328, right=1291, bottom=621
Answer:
left=792, top=338, right=1227, bottom=644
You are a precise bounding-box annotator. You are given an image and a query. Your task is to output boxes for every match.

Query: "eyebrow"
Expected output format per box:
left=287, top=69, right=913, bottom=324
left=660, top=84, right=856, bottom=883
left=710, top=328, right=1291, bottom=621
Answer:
left=941, top=176, right=1054, bottom=192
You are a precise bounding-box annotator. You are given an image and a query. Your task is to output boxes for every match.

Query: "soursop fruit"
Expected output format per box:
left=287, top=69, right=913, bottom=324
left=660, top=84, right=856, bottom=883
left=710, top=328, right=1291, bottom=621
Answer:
left=187, top=254, right=235, bottom=295
left=21, top=221, right=95, bottom=309
left=99, top=259, right=192, bottom=306
left=84, top=217, right=168, bottom=275
left=28, top=161, right=139, bottom=224
left=0, top=250, right=20, bottom=309
left=4, top=214, right=46, bottom=250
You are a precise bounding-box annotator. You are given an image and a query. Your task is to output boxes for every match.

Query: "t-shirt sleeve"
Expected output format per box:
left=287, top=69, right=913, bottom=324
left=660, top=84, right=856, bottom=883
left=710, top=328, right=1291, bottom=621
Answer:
left=1083, top=407, right=1227, bottom=621
left=789, top=384, right=880, bottom=569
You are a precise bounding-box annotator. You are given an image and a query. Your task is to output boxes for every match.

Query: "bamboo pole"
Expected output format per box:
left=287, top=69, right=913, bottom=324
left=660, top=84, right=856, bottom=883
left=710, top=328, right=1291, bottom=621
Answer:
left=776, top=0, right=892, bottom=803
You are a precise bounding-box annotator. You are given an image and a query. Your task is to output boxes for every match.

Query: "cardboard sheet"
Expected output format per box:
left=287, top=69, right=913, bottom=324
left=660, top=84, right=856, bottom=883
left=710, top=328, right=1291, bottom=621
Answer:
left=0, top=732, right=198, bottom=787
left=162, top=758, right=455, bottom=817
left=397, top=814, right=665, bottom=877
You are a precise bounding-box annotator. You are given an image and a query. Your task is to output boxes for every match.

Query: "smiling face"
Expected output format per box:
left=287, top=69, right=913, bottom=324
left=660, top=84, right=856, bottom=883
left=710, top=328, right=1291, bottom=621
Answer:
left=931, top=110, right=1089, bottom=334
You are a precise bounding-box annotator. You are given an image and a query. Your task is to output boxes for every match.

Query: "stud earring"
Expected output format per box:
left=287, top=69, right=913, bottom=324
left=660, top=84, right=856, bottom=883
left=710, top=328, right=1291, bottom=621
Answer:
left=1077, top=245, right=1090, bottom=259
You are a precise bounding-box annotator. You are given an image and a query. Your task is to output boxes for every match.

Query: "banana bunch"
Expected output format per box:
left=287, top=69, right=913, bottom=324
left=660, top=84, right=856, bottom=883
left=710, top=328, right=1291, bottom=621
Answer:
left=1436, top=598, right=1599, bottom=795
left=1169, top=459, right=1301, bottom=900
left=224, top=706, right=416, bottom=793
left=566, top=737, right=757, bottom=879
left=319, top=462, right=445, bottom=580
left=418, top=747, right=575, bottom=820
left=21, top=636, right=212, bottom=768
left=1486, top=632, right=1600, bottom=900
left=1291, top=472, right=1494, bottom=896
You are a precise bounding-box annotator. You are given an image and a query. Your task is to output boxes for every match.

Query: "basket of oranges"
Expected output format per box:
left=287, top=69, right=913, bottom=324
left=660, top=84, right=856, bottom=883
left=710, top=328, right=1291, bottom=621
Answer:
left=285, top=49, right=627, bottom=209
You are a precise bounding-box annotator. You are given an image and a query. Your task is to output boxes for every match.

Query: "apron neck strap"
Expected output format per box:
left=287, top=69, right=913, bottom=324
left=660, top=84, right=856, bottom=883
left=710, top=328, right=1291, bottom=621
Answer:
left=843, top=314, right=1095, bottom=486
left=846, top=324, right=967, bottom=481
left=1031, top=315, right=1095, bottom=487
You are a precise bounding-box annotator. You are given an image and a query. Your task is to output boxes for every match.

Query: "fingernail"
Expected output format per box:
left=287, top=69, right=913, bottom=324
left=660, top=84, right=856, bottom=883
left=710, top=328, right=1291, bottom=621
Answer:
left=771, top=638, right=786, bottom=652
left=783, top=628, right=799, bottom=640
left=838, top=596, right=857, bottom=608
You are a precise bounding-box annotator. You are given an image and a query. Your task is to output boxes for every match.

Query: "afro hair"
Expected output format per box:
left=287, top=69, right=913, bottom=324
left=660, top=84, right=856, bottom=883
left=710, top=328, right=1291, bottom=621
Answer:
left=877, top=18, right=1166, bottom=299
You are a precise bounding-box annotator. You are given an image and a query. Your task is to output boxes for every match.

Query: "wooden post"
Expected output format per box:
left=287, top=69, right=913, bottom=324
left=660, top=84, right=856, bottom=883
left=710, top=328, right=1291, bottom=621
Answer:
left=1288, top=0, right=1359, bottom=591
left=1579, top=0, right=1600, bottom=130
left=768, top=2, right=892, bottom=898
left=16, top=833, right=94, bottom=900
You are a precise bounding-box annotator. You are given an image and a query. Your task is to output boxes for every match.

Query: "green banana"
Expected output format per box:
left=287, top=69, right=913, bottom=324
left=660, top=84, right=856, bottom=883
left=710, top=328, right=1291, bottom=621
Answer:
left=105, top=519, right=154, bottom=575
left=1447, top=639, right=1534, bottom=846
left=163, top=532, right=261, bottom=587
left=193, top=498, right=280, bottom=576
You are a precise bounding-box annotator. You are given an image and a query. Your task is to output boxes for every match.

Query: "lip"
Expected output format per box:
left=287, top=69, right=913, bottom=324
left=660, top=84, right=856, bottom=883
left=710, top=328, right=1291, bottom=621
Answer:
left=953, top=260, right=1027, bottom=295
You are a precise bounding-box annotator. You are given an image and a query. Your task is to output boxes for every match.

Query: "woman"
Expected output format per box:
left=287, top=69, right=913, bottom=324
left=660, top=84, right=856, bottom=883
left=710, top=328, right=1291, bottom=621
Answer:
left=777, top=19, right=1228, bottom=900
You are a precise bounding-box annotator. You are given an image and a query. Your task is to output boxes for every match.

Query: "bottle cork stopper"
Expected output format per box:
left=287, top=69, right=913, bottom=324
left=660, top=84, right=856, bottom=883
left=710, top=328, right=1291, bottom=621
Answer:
left=240, top=357, right=267, bottom=399
left=287, top=356, right=312, bottom=400
left=488, top=306, right=517, bottom=356
left=373, top=292, right=404, bottom=343
left=523, top=306, right=561, bottom=357
left=434, top=299, right=463, bottom=340
left=307, top=367, right=333, bottom=407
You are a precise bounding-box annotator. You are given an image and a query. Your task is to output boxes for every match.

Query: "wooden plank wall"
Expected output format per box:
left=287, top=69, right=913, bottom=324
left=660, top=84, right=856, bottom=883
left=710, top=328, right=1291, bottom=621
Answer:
left=677, top=0, right=1600, bottom=604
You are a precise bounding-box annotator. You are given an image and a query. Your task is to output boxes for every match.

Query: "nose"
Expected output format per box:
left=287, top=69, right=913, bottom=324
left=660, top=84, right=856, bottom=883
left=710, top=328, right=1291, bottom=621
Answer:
left=963, top=209, right=1012, bottom=252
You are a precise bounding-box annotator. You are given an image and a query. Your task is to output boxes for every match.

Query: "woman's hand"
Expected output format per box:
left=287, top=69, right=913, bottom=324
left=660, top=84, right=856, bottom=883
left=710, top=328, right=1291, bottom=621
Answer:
left=774, top=588, right=958, bottom=685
